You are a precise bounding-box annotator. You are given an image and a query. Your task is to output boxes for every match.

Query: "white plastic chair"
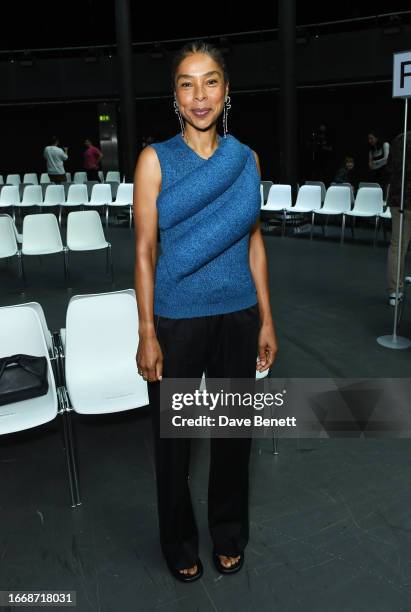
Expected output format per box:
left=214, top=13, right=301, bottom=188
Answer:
left=19, top=185, right=43, bottom=208
left=260, top=184, right=264, bottom=208
left=98, top=170, right=104, bottom=183
left=21, top=214, right=68, bottom=285
left=13, top=302, right=54, bottom=353
left=6, top=174, right=21, bottom=186
left=0, top=175, right=4, bottom=185
left=66, top=172, right=72, bottom=182
left=0, top=306, right=58, bottom=434
left=285, top=185, right=322, bottom=237
left=66, top=210, right=113, bottom=281
left=0, top=216, right=22, bottom=280
left=87, top=184, right=112, bottom=215
left=43, top=184, right=65, bottom=210
left=60, top=184, right=88, bottom=225
left=23, top=173, right=38, bottom=185
left=57, top=290, right=149, bottom=505
left=330, top=182, right=355, bottom=205
left=0, top=212, right=22, bottom=243
left=305, top=181, right=326, bottom=203
left=0, top=185, right=20, bottom=223
left=62, top=289, right=147, bottom=414
left=286, top=185, right=322, bottom=213
left=65, top=184, right=88, bottom=206
left=344, top=187, right=384, bottom=245
left=0, top=304, right=80, bottom=507
left=105, top=170, right=121, bottom=183
left=311, top=186, right=351, bottom=243
left=107, top=182, right=133, bottom=228
left=73, top=171, right=87, bottom=184
left=262, top=184, right=292, bottom=236
left=40, top=173, right=51, bottom=184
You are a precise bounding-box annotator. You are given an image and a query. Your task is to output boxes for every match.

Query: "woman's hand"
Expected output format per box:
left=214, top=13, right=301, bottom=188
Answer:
left=136, top=335, right=163, bottom=382
left=256, top=320, right=278, bottom=372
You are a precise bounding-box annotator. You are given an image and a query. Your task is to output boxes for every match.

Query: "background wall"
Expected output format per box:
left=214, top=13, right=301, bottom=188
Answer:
left=0, top=26, right=409, bottom=102
left=0, top=24, right=408, bottom=182
left=0, top=104, right=99, bottom=176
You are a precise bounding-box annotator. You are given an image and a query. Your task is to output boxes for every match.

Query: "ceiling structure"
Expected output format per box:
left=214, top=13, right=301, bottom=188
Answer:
left=2, top=1, right=410, bottom=52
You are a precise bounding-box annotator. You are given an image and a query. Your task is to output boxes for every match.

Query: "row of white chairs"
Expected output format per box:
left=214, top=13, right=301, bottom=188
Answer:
left=0, top=180, right=121, bottom=202
left=0, top=291, right=269, bottom=507
left=261, top=181, right=389, bottom=207
left=0, top=291, right=145, bottom=507
left=0, top=211, right=113, bottom=285
left=1, top=171, right=122, bottom=185
left=0, top=183, right=133, bottom=227
left=260, top=184, right=391, bottom=244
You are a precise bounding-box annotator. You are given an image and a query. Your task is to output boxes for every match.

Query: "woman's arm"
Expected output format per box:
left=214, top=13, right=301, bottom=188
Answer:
left=371, top=143, right=390, bottom=170
left=249, top=150, right=278, bottom=372
left=133, top=145, right=163, bottom=382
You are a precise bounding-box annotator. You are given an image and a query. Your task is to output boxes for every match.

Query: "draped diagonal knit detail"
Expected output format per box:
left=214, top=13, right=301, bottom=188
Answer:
left=150, top=133, right=261, bottom=318
left=157, top=134, right=248, bottom=230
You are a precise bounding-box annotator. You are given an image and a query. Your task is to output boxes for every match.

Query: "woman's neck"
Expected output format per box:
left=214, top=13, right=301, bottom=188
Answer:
left=183, top=127, right=220, bottom=158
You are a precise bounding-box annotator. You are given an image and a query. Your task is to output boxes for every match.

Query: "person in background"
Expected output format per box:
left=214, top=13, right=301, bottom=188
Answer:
left=368, top=130, right=390, bottom=188
left=83, top=138, right=103, bottom=181
left=43, top=136, right=68, bottom=183
left=385, top=130, right=411, bottom=306
left=334, top=156, right=355, bottom=186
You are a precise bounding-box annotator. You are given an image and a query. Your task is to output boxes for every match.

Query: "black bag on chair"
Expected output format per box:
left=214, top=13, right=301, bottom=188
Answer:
left=0, top=354, right=49, bottom=406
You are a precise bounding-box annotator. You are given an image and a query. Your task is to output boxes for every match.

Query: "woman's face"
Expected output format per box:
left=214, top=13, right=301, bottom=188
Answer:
left=368, top=134, right=377, bottom=146
left=174, top=52, right=228, bottom=131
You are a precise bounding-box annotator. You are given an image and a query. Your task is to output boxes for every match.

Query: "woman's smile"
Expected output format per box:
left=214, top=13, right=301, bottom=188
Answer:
left=191, top=108, right=211, bottom=118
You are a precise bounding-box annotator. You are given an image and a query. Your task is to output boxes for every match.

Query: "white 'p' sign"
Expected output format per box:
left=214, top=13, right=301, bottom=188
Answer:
left=393, top=51, right=411, bottom=98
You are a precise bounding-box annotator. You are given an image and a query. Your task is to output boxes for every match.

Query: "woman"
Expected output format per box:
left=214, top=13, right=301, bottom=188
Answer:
left=368, top=130, right=390, bottom=189
left=133, top=40, right=277, bottom=582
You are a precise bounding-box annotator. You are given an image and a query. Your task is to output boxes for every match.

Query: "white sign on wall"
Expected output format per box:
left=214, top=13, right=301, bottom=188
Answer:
left=393, top=51, right=411, bottom=98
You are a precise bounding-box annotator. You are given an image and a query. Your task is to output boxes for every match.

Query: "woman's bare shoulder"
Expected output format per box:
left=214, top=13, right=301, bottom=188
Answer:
left=135, top=145, right=162, bottom=191
left=138, top=144, right=160, bottom=165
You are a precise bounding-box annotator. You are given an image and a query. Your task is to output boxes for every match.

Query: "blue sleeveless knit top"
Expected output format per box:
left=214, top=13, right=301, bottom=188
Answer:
left=150, top=132, right=261, bottom=318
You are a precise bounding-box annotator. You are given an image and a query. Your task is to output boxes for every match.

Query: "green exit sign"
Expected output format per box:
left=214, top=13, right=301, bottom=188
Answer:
left=99, top=114, right=111, bottom=122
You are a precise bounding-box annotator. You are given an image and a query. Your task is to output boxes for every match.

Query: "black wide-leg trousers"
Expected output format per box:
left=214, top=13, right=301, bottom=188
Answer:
left=147, top=304, right=261, bottom=569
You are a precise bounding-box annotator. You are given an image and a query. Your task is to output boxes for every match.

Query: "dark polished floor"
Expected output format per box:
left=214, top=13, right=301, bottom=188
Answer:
left=1, top=217, right=411, bottom=611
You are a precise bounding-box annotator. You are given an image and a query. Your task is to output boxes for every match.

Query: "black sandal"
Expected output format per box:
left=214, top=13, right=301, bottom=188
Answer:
left=166, top=557, right=203, bottom=583
left=212, top=550, right=244, bottom=574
